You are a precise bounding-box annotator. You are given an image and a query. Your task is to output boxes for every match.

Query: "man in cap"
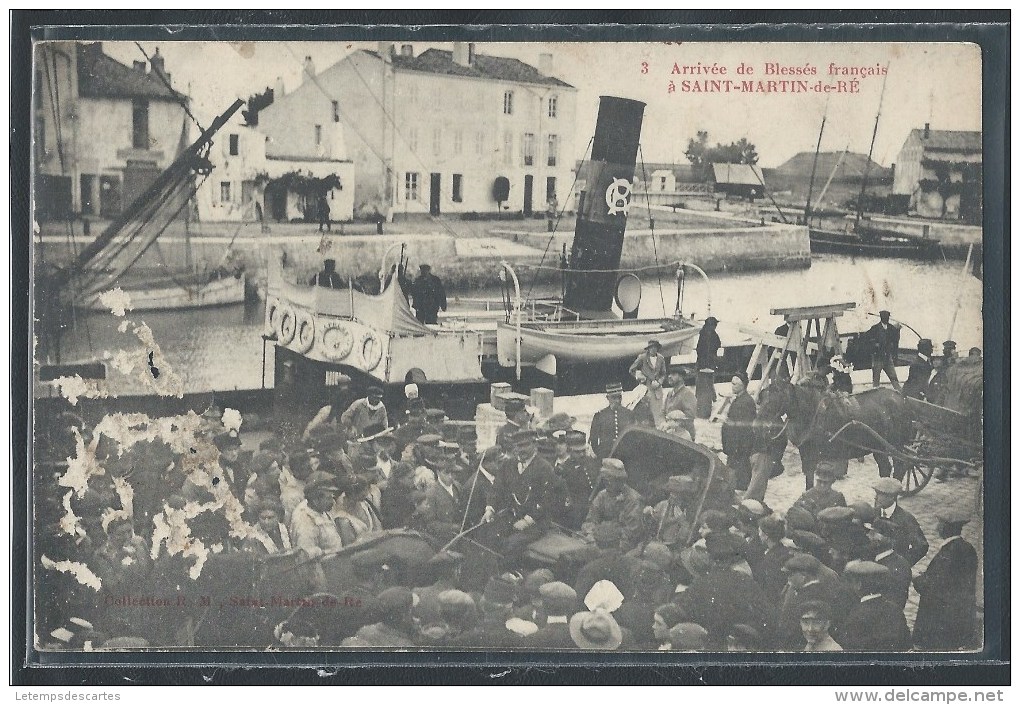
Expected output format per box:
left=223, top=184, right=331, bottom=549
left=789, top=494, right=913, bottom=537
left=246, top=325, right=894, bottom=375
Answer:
left=867, top=530, right=912, bottom=612
left=792, top=459, right=847, bottom=517
left=289, top=471, right=345, bottom=558
left=776, top=553, right=856, bottom=649
left=378, top=460, right=417, bottom=530
left=448, top=576, right=526, bottom=648
left=554, top=430, right=599, bottom=531
left=721, top=372, right=757, bottom=491
left=589, top=383, right=636, bottom=460
left=834, top=561, right=911, bottom=651
left=410, top=263, right=447, bottom=324
left=911, top=507, right=978, bottom=650
left=871, top=477, right=929, bottom=566
left=341, top=386, right=389, bottom=437
left=413, top=457, right=463, bottom=541
left=662, top=366, right=698, bottom=440
left=799, top=600, right=842, bottom=651
left=903, top=338, right=935, bottom=400
left=524, top=582, right=579, bottom=648
left=484, top=430, right=561, bottom=563
left=866, top=310, right=902, bottom=390
left=630, top=339, right=668, bottom=426
left=927, top=340, right=958, bottom=405
left=667, top=622, right=709, bottom=651
left=757, top=514, right=793, bottom=604
left=677, top=531, right=774, bottom=649
left=310, top=258, right=343, bottom=288
left=645, top=475, right=698, bottom=548
left=695, top=316, right=722, bottom=418
left=460, top=447, right=500, bottom=529
left=496, top=398, right=532, bottom=456
left=582, top=458, right=646, bottom=552
left=574, top=523, right=643, bottom=601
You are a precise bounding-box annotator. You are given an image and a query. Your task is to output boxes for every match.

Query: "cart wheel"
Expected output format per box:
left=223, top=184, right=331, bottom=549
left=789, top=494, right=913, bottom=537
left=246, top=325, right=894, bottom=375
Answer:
left=901, top=461, right=936, bottom=496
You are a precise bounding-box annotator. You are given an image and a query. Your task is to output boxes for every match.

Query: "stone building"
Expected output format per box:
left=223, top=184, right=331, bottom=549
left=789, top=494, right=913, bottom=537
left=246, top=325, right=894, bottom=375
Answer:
left=892, top=124, right=982, bottom=222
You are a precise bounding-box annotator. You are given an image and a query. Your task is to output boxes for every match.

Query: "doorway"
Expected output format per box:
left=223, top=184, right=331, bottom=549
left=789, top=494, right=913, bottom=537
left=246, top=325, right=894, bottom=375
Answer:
left=524, top=174, right=534, bottom=216
left=430, top=173, right=441, bottom=215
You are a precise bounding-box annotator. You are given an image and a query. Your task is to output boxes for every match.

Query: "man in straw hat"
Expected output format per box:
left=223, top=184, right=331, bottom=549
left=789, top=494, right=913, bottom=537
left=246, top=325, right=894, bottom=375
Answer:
left=569, top=609, right=623, bottom=650
left=589, top=382, right=635, bottom=460
left=911, top=507, right=978, bottom=650
left=630, top=339, right=668, bottom=426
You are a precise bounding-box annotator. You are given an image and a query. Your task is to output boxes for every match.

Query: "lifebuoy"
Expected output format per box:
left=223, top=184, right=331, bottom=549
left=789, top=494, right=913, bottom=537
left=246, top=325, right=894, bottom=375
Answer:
left=277, top=304, right=297, bottom=345
left=361, top=330, right=384, bottom=371
left=320, top=321, right=354, bottom=361
left=295, top=311, right=315, bottom=353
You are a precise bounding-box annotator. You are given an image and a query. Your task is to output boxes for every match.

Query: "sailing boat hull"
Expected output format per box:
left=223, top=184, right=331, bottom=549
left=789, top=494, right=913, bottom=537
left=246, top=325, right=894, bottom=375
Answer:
left=809, top=228, right=941, bottom=259
left=81, top=273, right=246, bottom=312
left=497, top=317, right=702, bottom=367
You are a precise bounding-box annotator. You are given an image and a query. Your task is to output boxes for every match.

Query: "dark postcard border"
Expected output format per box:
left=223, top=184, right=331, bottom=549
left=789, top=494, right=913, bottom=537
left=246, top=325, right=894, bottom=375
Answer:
left=10, top=10, right=1009, bottom=686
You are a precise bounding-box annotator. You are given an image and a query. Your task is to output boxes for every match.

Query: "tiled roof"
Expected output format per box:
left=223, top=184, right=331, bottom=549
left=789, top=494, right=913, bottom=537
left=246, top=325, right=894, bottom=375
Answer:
left=364, top=48, right=573, bottom=88
left=911, top=129, right=982, bottom=152
left=77, top=43, right=186, bottom=102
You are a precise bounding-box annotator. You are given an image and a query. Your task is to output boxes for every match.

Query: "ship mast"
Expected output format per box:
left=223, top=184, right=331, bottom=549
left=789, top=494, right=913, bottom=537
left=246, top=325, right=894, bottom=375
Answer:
left=804, top=98, right=828, bottom=225
left=854, top=65, right=890, bottom=229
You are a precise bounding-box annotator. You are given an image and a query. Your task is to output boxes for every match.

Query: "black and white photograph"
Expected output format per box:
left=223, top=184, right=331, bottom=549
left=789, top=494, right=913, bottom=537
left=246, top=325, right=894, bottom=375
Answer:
left=27, top=32, right=995, bottom=659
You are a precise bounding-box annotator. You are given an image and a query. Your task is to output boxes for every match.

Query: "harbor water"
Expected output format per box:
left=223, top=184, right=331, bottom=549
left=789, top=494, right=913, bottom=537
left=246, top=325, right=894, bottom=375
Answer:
left=51, top=253, right=984, bottom=396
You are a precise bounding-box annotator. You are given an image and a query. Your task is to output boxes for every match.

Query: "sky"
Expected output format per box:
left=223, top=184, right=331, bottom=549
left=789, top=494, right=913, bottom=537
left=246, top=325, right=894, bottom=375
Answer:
left=106, top=40, right=982, bottom=169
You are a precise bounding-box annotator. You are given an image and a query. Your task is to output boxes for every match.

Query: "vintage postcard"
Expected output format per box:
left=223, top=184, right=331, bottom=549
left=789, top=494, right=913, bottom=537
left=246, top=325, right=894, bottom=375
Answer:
left=29, top=34, right=992, bottom=658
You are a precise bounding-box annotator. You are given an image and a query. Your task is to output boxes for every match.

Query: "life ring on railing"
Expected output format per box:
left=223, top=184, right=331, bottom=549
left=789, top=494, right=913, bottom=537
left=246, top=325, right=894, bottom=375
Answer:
left=277, top=305, right=297, bottom=345
left=295, top=311, right=316, bottom=353
left=320, top=321, right=354, bottom=361
left=360, top=330, right=384, bottom=372
left=266, top=297, right=282, bottom=335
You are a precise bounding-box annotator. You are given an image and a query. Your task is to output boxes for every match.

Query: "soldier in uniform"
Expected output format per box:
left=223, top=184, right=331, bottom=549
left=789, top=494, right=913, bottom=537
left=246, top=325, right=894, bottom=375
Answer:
left=871, top=477, right=929, bottom=566
left=912, top=508, right=978, bottom=650
left=792, top=459, right=848, bottom=517
left=589, top=383, right=635, bottom=460
left=834, top=561, right=911, bottom=651
left=556, top=430, right=599, bottom=531
left=903, top=338, right=935, bottom=400
left=496, top=399, right=532, bottom=457
left=645, top=475, right=698, bottom=549
left=582, top=459, right=646, bottom=553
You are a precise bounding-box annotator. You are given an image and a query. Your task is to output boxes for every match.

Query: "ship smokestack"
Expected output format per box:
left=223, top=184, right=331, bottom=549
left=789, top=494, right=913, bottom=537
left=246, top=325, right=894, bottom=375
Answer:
left=563, top=96, right=646, bottom=313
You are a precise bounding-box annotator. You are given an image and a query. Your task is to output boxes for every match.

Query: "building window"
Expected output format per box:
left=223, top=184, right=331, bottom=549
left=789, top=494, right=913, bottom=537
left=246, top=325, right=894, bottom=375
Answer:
left=331, top=100, right=340, bottom=122
left=546, top=176, right=557, bottom=201
left=432, top=127, right=442, bottom=156
left=503, top=132, right=514, bottom=167
left=547, top=134, right=558, bottom=167
left=548, top=95, right=558, bottom=118
left=229, top=134, right=239, bottom=156
left=523, top=133, right=535, bottom=167
left=132, top=99, right=149, bottom=149
left=405, top=172, right=419, bottom=201
left=452, top=174, right=463, bottom=202
left=314, top=124, right=322, bottom=146
left=475, top=131, right=485, bottom=155
left=453, top=130, right=463, bottom=155
left=503, top=90, right=514, bottom=115
left=220, top=181, right=232, bottom=203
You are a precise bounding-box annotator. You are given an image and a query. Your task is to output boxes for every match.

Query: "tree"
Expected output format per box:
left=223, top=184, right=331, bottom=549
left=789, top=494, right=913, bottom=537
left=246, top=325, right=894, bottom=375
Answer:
left=685, top=130, right=759, bottom=181
left=242, top=87, right=275, bottom=127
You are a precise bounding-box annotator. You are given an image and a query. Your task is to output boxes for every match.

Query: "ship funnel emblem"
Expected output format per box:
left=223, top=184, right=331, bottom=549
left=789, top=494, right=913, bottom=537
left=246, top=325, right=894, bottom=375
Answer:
left=605, top=178, right=632, bottom=216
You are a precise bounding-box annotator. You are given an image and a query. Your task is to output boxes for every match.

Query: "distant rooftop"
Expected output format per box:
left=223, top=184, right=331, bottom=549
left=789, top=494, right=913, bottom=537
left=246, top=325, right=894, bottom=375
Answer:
left=775, top=151, right=891, bottom=180
left=363, top=47, right=574, bottom=88
left=77, top=43, right=186, bottom=103
left=910, top=128, right=982, bottom=152
left=711, top=163, right=764, bottom=186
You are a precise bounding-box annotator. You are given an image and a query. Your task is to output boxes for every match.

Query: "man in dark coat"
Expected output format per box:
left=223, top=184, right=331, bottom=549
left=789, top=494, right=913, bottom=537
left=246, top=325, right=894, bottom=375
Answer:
left=868, top=531, right=912, bottom=612
left=574, top=523, right=643, bottom=601
left=695, top=316, right=722, bottom=418
left=582, top=459, right=646, bottom=552
left=756, top=514, right=793, bottom=604
left=557, top=431, right=599, bottom=530
left=872, top=478, right=930, bottom=566
left=678, top=532, right=774, bottom=649
left=496, top=399, right=532, bottom=456
left=483, top=431, right=562, bottom=563
left=309, top=258, right=344, bottom=289
left=662, top=366, right=698, bottom=440
left=721, top=372, right=757, bottom=491
left=792, top=459, right=847, bottom=517
left=928, top=340, right=957, bottom=405
left=903, top=338, right=935, bottom=400
left=460, top=448, right=500, bottom=529
left=589, top=383, right=635, bottom=460
left=524, top=581, right=578, bottom=649
left=912, top=508, right=979, bottom=650
left=834, top=561, right=912, bottom=651
left=410, top=264, right=447, bottom=324
left=867, top=310, right=902, bottom=391
left=776, top=552, right=857, bottom=649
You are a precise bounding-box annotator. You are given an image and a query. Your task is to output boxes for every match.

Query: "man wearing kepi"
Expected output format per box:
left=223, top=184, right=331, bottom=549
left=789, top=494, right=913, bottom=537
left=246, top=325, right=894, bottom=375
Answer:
left=582, top=458, right=645, bottom=552
left=867, top=310, right=902, bottom=391
left=410, top=263, right=447, bottom=324
left=589, top=383, right=635, bottom=459
left=483, top=430, right=560, bottom=562
left=912, top=507, right=979, bottom=650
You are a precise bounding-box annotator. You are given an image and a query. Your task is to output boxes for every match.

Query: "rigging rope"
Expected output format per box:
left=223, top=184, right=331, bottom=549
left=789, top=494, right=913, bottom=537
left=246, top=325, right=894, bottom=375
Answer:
left=524, top=135, right=593, bottom=303
left=638, top=144, right=667, bottom=315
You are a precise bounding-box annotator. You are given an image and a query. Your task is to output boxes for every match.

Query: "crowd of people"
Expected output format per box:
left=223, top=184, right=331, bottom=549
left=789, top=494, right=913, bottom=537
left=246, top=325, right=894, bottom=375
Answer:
left=35, top=351, right=979, bottom=652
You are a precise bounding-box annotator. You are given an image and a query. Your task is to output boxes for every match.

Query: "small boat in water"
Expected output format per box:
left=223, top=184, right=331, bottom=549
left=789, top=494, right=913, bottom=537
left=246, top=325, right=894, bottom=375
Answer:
left=80, top=270, right=246, bottom=312
left=809, top=224, right=942, bottom=259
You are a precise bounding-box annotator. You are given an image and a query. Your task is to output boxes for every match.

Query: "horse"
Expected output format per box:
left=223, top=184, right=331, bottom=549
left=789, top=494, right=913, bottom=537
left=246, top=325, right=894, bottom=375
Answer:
left=753, top=374, right=914, bottom=489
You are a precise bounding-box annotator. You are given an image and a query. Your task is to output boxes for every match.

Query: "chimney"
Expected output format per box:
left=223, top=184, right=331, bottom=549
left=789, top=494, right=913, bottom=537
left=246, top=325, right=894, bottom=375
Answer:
left=923, top=122, right=930, bottom=139
left=303, top=55, right=316, bottom=78
left=468, top=43, right=476, bottom=65
left=149, top=47, right=166, bottom=80
left=453, top=42, right=469, bottom=67
left=539, top=52, right=553, bottom=76
left=377, top=41, right=394, bottom=63
left=133, top=60, right=146, bottom=73
left=274, top=76, right=285, bottom=98
left=400, top=44, right=414, bottom=58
